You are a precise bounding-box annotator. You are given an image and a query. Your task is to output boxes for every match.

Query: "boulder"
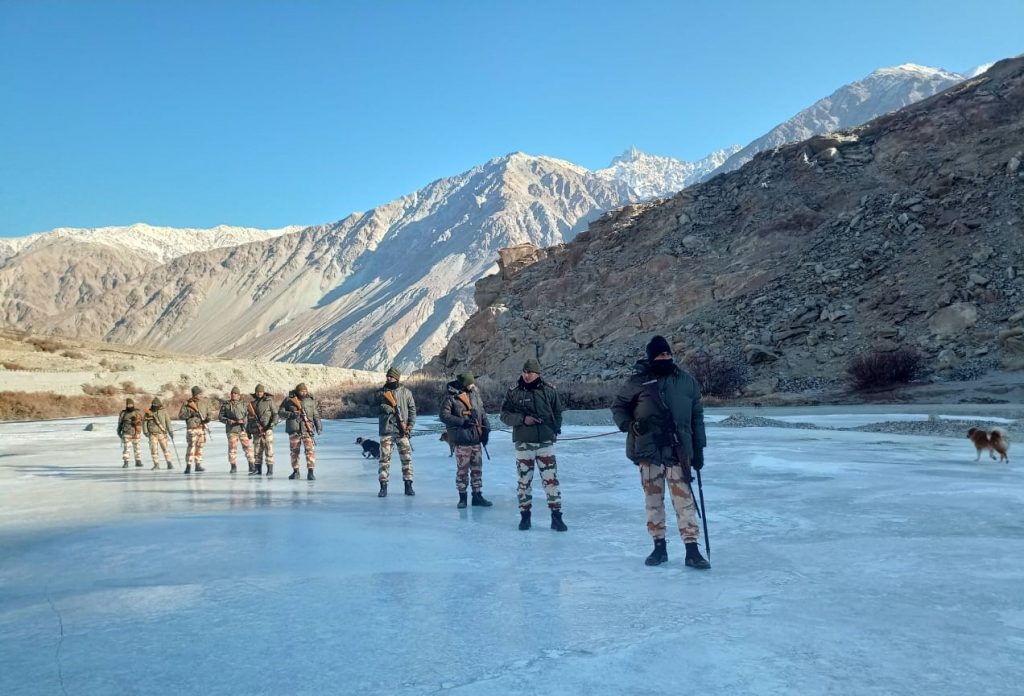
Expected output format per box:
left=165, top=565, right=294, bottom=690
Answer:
left=742, top=377, right=779, bottom=397
left=83, top=423, right=99, bottom=432
left=929, top=302, right=978, bottom=337
left=745, top=344, right=780, bottom=365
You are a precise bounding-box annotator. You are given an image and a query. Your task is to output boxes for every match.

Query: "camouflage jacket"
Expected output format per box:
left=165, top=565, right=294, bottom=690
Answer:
left=178, top=398, right=213, bottom=430
left=610, top=360, right=706, bottom=464
left=439, top=381, right=490, bottom=447
left=278, top=392, right=322, bottom=436
left=219, top=400, right=248, bottom=434
left=500, top=378, right=562, bottom=444
left=142, top=407, right=172, bottom=437
left=117, top=408, right=143, bottom=438
left=377, top=384, right=416, bottom=437
left=246, top=393, right=278, bottom=435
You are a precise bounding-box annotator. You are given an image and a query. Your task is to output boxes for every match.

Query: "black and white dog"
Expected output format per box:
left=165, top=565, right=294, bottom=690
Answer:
left=355, top=437, right=380, bottom=459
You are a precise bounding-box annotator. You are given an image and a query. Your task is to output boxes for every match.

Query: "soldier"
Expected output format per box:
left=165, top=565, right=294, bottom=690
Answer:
left=143, top=397, right=174, bottom=470
left=246, top=384, right=277, bottom=477
left=499, top=359, right=567, bottom=532
left=376, top=366, right=416, bottom=497
left=278, top=383, right=321, bottom=480
left=610, top=335, right=710, bottom=569
left=219, top=386, right=256, bottom=474
left=117, top=397, right=144, bottom=468
left=439, top=372, right=493, bottom=509
left=178, top=386, right=212, bottom=474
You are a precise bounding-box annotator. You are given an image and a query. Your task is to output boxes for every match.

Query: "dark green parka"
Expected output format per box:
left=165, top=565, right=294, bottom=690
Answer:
left=377, top=383, right=416, bottom=438
left=246, top=393, right=278, bottom=435
left=278, top=391, right=322, bottom=436
left=500, top=377, right=563, bottom=444
left=142, top=407, right=172, bottom=437
left=439, top=381, right=490, bottom=447
left=219, top=399, right=248, bottom=434
left=610, top=360, right=706, bottom=465
left=178, top=398, right=213, bottom=430
left=117, top=408, right=143, bottom=438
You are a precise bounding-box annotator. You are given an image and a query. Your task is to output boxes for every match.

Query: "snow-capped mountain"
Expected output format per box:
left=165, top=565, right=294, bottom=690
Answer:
left=4, top=154, right=636, bottom=372
left=4, top=223, right=303, bottom=265
left=595, top=145, right=742, bottom=199
left=712, top=63, right=968, bottom=176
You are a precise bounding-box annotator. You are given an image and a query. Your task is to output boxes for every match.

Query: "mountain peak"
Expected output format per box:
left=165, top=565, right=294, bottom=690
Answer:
left=868, top=63, right=963, bottom=81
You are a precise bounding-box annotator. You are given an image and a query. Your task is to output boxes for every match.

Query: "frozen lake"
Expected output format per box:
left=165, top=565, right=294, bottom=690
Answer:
left=1, top=413, right=1022, bottom=695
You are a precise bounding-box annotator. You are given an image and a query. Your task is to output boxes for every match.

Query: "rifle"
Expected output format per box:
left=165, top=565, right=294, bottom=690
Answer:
left=456, top=392, right=488, bottom=445
left=641, top=379, right=693, bottom=484
left=289, top=395, right=318, bottom=438
left=186, top=399, right=211, bottom=436
left=246, top=401, right=265, bottom=435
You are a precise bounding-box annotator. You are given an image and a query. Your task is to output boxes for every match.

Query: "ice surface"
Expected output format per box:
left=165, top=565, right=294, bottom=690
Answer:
left=1, top=414, right=1022, bottom=695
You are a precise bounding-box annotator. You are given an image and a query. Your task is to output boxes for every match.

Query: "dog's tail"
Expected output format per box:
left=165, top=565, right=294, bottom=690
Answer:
left=990, top=427, right=1009, bottom=445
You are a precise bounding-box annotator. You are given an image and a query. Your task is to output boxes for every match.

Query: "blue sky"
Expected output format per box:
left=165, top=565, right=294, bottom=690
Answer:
left=1, top=0, right=1020, bottom=236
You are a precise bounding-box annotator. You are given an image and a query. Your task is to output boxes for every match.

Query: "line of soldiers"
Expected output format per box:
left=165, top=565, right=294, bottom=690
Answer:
left=114, top=335, right=709, bottom=568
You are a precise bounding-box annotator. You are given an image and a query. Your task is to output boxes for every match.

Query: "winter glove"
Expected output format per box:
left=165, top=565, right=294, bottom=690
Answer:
left=692, top=448, right=705, bottom=471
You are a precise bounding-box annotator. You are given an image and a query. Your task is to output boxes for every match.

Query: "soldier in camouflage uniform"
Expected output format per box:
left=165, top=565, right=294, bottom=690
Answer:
left=178, top=385, right=213, bottom=474
left=219, top=386, right=256, bottom=474
left=117, top=398, right=144, bottom=468
left=278, top=383, right=321, bottom=480
left=246, top=384, right=278, bottom=477
left=439, top=372, right=493, bottom=509
left=143, top=397, right=174, bottom=470
left=611, top=335, right=710, bottom=569
left=500, top=359, right=567, bottom=532
left=376, top=366, right=417, bottom=497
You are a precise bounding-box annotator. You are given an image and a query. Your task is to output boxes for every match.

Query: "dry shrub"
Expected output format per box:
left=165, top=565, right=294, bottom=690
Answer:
left=82, top=383, right=121, bottom=397
left=683, top=350, right=751, bottom=398
left=120, top=380, right=139, bottom=394
left=846, top=348, right=924, bottom=391
left=98, top=358, right=133, bottom=372
left=26, top=336, right=65, bottom=353
left=160, top=382, right=177, bottom=393
left=318, top=377, right=447, bottom=419
left=61, top=350, right=88, bottom=360
left=2, top=361, right=28, bottom=371
left=558, top=380, right=619, bottom=410
left=0, top=391, right=121, bottom=421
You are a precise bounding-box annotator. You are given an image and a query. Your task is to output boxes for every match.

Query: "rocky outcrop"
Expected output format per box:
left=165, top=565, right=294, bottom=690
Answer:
left=425, top=58, right=1024, bottom=389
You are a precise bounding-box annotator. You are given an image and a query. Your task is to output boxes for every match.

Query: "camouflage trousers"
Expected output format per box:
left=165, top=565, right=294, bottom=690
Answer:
left=148, top=433, right=173, bottom=466
left=289, top=433, right=316, bottom=470
left=227, top=431, right=255, bottom=469
left=186, top=427, right=207, bottom=466
left=253, top=431, right=274, bottom=468
left=515, top=441, right=561, bottom=511
left=454, top=445, right=483, bottom=493
left=121, top=435, right=142, bottom=464
left=379, top=435, right=413, bottom=483
left=639, top=461, right=700, bottom=543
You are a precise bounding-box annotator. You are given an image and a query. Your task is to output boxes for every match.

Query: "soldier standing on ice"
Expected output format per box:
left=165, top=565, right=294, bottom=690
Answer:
left=117, top=397, right=144, bottom=468
left=143, top=397, right=174, bottom=470
left=278, top=383, right=321, bottom=480
left=611, top=335, right=710, bottom=569
left=499, top=359, right=567, bottom=532
left=246, top=384, right=277, bottom=477
left=178, top=386, right=212, bottom=474
left=376, top=367, right=416, bottom=497
left=439, top=372, right=493, bottom=509
left=219, top=386, right=256, bottom=474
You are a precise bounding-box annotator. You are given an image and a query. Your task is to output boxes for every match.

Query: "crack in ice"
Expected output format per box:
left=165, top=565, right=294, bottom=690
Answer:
left=45, top=593, right=69, bottom=696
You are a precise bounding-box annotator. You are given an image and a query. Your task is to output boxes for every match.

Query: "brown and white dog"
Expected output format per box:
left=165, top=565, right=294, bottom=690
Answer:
left=967, top=427, right=1010, bottom=462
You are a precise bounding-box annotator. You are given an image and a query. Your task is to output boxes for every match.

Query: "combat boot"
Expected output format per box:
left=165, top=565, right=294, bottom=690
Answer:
left=122, top=462, right=128, bottom=468
left=166, top=462, right=173, bottom=470
left=194, top=464, right=205, bottom=473
left=550, top=510, right=567, bottom=532
left=645, top=539, right=668, bottom=566
left=288, top=469, right=300, bottom=480
left=518, top=510, right=531, bottom=530
left=471, top=492, right=492, bottom=507
left=249, top=464, right=262, bottom=477
left=135, top=459, right=143, bottom=468
left=230, top=464, right=237, bottom=474
left=404, top=480, right=415, bottom=496
left=457, top=492, right=468, bottom=509
left=184, top=465, right=192, bottom=474
left=265, top=465, right=273, bottom=477
left=248, top=464, right=255, bottom=474
left=151, top=463, right=160, bottom=471
left=307, top=469, right=315, bottom=481
left=378, top=482, right=388, bottom=497
left=684, top=542, right=711, bottom=570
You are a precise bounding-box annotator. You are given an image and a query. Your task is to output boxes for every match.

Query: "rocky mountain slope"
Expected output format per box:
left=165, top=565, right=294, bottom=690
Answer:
left=426, top=58, right=1024, bottom=393
left=6, top=155, right=635, bottom=371
left=713, top=63, right=967, bottom=177
left=595, top=145, right=742, bottom=199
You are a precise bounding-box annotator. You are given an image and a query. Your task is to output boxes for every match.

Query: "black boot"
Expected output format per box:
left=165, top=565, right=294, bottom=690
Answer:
left=151, top=462, right=160, bottom=471
left=457, top=492, right=468, bottom=509
left=518, top=510, right=531, bottom=530
left=194, top=464, right=205, bottom=473
left=288, top=469, right=300, bottom=480
left=378, top=482, right=388, bottom=497
left=550, top=510, right=567, bottom=532
left=249, top=464, right=262, bottom=476
left=122, top=462, right=129, bottom=468
left=404, top=480, right=415, bottom=496
left=166, top=462, right=173, bottom=470
left=266, top=465, right=273, bottom=477
left=135, top=459, right=143, bottom=468
left=471, top=492, right=492, bottom=507
left=230, top=464, right=237, bottom=474
left=307, top=469, right=315, bottom=481
left=684, top=542, right=711, bottom=570
left=184, top=465, right=191, bottom=474
left=645, top=539, right=668, bottom=566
